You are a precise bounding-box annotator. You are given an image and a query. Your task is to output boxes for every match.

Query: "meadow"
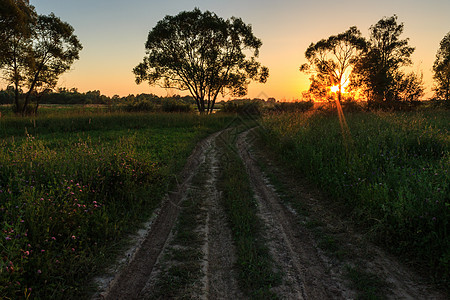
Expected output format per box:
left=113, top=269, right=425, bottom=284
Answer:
left=0, top=111, right=233, bottom=298
left=261, top=109, right=450, bottom=284
left=1, top=105, right=449, bottom=298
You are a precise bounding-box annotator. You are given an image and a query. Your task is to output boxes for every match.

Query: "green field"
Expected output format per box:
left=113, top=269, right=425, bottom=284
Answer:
left=1, top=108, right=449, bottom=298
left=261, top=110, right=450, bottom=283
left=0, top=112, right=233, bottom=298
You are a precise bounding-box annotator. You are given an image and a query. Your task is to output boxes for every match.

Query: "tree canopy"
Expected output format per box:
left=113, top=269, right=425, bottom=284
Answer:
left=300, top=26, right=366, bottom=103
left=133, top=8, right=269, bottom=114
left=0, top=0, right=36, bottom=65
left=351, top=15, right=423, bottom=106
left=433, top=31, right=450, bottom=101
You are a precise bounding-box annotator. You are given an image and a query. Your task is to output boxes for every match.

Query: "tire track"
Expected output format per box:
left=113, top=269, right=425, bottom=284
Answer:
left=237, top=127, right=447, bottom=300
left=99, top=131, right=221, bottom=299
left=199, top=136, right=243, bottom=300
left=236, top=128, right=343, bottom=299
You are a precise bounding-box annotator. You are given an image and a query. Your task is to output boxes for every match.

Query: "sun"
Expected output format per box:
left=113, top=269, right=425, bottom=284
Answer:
left=330, top=85, right=340, bottom=93
left=330, top=80, right=349, bottom=94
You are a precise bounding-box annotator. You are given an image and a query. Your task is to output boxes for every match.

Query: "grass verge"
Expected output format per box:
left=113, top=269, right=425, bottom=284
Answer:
left=261, top=110, right=450, bottom=286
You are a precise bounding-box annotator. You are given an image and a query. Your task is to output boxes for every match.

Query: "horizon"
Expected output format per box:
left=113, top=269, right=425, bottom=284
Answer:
left=5, top=0, right=450, bottom=100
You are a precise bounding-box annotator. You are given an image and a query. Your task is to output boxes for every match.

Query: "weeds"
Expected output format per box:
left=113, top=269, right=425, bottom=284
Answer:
left=0, top=112, right=233, bottom=298
left=261, top=110, right=450, bottom=284
left=346, top=265, right=387, bottom=299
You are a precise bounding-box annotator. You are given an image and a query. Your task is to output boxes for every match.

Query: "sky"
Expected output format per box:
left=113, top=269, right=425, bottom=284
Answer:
left=28, top=0, right=450, bottom=100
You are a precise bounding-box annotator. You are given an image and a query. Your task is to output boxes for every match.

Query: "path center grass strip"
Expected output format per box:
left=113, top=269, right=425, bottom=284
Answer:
left=0, top=112, right=234, bottom=299
left=217, top=128, right=281, bottom=299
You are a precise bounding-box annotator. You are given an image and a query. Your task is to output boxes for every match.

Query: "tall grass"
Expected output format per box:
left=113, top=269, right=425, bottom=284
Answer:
left=0, top=112, right=233, bottom=298
left=261, top=110, right=450, bottom=284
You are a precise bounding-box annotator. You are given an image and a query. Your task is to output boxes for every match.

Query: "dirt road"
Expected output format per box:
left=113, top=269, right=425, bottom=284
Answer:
left=96, top=127, right=446, bottom=299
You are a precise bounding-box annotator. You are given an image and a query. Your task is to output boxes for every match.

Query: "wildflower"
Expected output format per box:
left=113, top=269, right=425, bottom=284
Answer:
left=37, top=270, right=42, bottom=274
left=51, top=237, right=56, bottom=240
left=71, top=235, right=76, bottom=239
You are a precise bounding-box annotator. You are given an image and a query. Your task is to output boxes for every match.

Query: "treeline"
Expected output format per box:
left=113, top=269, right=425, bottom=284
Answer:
left=1, top=87, right=446, bottom=115
left=0, top=87, right=195, bottom=111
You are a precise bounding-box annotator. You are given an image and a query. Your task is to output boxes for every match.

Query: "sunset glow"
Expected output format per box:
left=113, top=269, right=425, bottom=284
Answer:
left=12, top=0, right=450, bottom=100
left=330, top=85, right=341, bottom=93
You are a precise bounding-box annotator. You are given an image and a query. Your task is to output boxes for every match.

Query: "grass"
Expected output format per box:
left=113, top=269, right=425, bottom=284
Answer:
left=346, top=265, right=387, bottom=300
left=261, top=109, right=450, bottom=285
left=0, top=111, right=234, bottom=299
left=148, top=147, right=214, bottom=298
left=148, top=195, right=205, bottom=299
left=217, top=127, right=281, bottom=299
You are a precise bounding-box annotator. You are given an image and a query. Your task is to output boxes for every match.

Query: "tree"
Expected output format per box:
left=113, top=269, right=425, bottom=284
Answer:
left=1, top=2, right=82, bottom=115
left=351, top=15, right=417, bottom=106
left=433, top=32, right=450, bottom=101
left=300, top=26, right=366, bottom=103
left=133, top=8, right=269, bottom=114
left=394, top=71, right=424, bottom=103
left=0, top=0, right=37, bottom=112
left=0, top=0, right=36, bottom=64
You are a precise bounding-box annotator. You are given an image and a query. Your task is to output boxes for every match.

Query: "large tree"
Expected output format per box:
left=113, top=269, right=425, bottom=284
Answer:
left=1, top=1, right=82, bottom=115
left=0, top=0, right=37, bottom=112
left=351, top=15, right=421, bottom=106
left=22, top=13, right=82, bottom=114
left=133, top=8, right=269, bottom=114
left=300, top=26, right=366, bottom=103
left=433, top=32, right=450, bottom=102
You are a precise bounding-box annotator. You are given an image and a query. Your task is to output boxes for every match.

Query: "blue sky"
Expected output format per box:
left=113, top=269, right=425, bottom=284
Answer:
left=30, top=0, right=450, bottom=99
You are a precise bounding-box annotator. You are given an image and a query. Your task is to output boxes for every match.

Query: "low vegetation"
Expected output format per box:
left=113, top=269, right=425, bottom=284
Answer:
left=0, top=112, right=233, bottom=298
left=217, top=128, right=281, bottom=298
left=261, top=110, right=450, bottom=285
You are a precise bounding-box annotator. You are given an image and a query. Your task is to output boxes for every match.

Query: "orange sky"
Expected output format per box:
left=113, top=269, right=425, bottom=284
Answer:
left=18, top=0, right=450, bottom=100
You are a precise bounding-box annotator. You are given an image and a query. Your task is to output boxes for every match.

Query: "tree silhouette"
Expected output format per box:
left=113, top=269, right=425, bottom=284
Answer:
left=22, top=13, right=82, bottom=114
left=1, top=1, right=82, bottom=115
left=134, top=8, right=269, bottom=114
left=300, top=26, right=366, bottom=103
left=0, top=0, right=37, bottom=112
left=0, top=0, right=35, bottom=63
left=351, top=15, right=420, bottom=107
left=433, top=32, right=450, bottom=102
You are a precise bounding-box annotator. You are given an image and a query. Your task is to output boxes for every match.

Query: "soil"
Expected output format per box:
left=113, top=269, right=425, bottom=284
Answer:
left=95, top=127, right=447, bottom=299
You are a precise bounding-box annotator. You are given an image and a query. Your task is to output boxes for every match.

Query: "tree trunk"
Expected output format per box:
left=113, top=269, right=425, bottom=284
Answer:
left=338, top=82, right=342, bottom=103
left=13, top=82, right=20, bottom=114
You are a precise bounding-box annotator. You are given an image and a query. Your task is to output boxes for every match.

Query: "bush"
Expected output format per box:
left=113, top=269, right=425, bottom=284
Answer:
left=161, top=99, right=193, bottom=112
left=220, top=100, right=262, bottom=115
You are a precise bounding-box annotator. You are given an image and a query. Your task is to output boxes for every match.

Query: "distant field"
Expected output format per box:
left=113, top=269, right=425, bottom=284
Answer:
left=0, top=112, right=233, bottom=298
left=0, top=104, right=110, bottom=117
left=261, top=110, right=450, bottom=283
